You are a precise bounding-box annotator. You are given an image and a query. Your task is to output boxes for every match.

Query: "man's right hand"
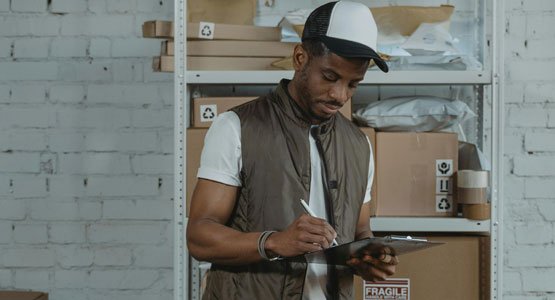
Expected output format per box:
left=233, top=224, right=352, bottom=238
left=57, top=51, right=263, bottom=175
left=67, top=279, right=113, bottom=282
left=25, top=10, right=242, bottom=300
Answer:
left=264, top=214, right=337, bottom=258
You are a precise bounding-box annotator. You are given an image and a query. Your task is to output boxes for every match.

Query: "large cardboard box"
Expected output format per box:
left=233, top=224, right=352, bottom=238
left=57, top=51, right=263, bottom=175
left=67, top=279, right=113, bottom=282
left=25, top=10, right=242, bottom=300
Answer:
left=187, top=22, right=281, bottom=41
left=187, top=41, right=297, bottom=57
left=142, top=20, right=173, bottom=38
left=192, top=97, right=353, bottom=128
left=188, top=56, right=280, bottom=71
left=359, top=127, right=377, bottom=206
left=0, top=291, right=48, bottom=300
left=186, top=128, right=208, bottom=215
left=187, top=0, right=256, bottom=25
left=354, top=235, right=489, bottom=300
left=374, top=132, right=458, bottom=217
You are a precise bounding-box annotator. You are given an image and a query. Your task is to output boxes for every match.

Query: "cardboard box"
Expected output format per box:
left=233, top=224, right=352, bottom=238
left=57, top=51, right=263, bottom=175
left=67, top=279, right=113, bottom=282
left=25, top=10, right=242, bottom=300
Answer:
left=187, top=41, right=297, bottom=57
left=0, top=291, right=48, bottom=300
left=188, top=22, right=281, bottom=41
left=162, top=40, right=173, bottom=56
left=354, top=235, right=489, bottom=300
left=359, top=127, right=377, bottom=207
left=187, top=0, right=256, bottom=25
left=152, top=56, right=174, bottom=72
left=186, top=128, right=208, bottom=215
left=374, top=132, right=458, bottom=217
left=188, top=56, right=280, bottom=71
left=142, top=20, right=173, bottom=38
left=192, top=97, right=353, bottom=128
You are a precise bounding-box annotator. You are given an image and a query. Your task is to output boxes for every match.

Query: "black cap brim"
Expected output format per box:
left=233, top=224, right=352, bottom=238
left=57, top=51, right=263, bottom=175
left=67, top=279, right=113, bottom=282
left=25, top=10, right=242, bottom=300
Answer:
left=319, top=36, right=389, bottom=73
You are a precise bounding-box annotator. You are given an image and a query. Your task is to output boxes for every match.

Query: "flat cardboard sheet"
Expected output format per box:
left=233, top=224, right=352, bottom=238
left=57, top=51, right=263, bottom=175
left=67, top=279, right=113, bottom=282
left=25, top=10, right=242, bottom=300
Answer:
left=302, top=236, right=443, bottom=265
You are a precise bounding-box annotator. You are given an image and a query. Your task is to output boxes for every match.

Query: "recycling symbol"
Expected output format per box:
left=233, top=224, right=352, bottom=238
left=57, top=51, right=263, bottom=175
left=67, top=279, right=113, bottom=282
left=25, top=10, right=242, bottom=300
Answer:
left=438, top=198, right=451, bottom=210
left=201, top=25, right=212, bottom=37
left=203, top=107, right=215, bottom=119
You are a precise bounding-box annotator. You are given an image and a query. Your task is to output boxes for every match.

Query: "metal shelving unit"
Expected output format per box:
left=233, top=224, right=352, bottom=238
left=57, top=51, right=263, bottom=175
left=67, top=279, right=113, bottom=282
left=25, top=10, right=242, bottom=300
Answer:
left=174, top=1, right=504, bottom=299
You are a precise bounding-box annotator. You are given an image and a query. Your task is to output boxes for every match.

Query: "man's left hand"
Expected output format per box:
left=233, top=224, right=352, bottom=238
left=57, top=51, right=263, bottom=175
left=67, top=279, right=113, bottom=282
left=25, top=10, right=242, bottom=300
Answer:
left=346, top=249, right=398, bottom=282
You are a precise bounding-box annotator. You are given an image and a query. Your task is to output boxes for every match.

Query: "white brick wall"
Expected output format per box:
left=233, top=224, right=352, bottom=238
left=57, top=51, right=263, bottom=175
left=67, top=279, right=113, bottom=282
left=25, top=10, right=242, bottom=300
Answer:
left=505, top=3, right=555, bottom=298
left=0, top=1, right=173, bottom=298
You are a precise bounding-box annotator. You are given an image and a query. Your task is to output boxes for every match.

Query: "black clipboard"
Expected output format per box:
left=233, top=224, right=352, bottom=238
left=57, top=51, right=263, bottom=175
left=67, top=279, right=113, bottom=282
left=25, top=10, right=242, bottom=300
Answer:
left=301, top=236, right=444, bottom=265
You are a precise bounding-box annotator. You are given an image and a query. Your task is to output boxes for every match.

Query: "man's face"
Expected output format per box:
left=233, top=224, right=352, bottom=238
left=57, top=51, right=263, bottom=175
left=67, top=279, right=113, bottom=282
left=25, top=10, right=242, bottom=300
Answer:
left=293, top=49, right=368, bottom=124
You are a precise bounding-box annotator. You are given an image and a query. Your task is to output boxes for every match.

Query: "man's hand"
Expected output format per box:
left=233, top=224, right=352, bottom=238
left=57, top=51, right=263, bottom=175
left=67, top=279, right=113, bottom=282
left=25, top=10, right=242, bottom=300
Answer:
left=346, top=248, right=398, bottom=282
left=265, top=214, right=337, bottom=257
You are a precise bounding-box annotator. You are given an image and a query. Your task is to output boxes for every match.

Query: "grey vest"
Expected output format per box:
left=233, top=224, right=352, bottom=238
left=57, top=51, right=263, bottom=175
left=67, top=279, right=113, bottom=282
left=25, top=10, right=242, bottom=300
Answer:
left=203, top=80, right=370, bottom=300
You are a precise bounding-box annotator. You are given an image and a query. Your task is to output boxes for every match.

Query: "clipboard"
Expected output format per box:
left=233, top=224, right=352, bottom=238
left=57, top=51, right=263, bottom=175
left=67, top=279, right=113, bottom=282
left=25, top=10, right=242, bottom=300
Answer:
left=301, top=235, right=444, bottom=265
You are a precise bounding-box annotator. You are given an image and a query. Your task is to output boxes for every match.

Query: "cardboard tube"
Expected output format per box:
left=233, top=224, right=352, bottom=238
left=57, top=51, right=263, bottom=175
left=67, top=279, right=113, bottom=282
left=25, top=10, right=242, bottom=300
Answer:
left=458, top=187, right=487, bottom=204
left=463, top=203, right=491, bottom=220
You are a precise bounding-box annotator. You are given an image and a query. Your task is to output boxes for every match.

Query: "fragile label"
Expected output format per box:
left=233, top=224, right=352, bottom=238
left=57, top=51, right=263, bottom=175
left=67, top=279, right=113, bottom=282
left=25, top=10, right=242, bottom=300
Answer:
left=198, top=22, right=215, bottom=39
left=435, top=159, right=453, bottom=176
left=363, top=278, right=410, bottom=300
left=199, top=104, right=217, bottom=122
left=435, top=177, right=453, bottom=195
left=436, top=195, right=453, bottom=212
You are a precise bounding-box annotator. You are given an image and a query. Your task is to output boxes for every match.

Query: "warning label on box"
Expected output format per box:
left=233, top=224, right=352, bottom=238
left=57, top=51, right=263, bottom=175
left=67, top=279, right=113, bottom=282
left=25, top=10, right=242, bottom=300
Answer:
left=363, top=278, right=410, bottom=300
left=199, top=104, right=217, bottom=122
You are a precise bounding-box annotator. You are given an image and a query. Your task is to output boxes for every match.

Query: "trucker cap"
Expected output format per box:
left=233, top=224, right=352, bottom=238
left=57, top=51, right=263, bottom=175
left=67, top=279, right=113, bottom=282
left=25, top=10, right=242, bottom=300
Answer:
left=302, top=1, right=388, bottom=72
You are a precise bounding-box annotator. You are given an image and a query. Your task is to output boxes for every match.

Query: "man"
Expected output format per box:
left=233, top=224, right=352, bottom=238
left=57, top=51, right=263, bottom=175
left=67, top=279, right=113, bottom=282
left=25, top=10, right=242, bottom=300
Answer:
left=187, top=1, right=397, bottom=299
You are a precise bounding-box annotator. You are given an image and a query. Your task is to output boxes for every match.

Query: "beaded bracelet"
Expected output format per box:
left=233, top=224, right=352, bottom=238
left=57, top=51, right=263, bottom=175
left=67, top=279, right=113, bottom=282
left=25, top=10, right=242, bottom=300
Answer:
left=257, top=231, right=282, bottom=261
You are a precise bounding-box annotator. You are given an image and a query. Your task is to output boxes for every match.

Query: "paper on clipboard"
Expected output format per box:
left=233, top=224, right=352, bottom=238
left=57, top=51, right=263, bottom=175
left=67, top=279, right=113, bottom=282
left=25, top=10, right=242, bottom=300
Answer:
left=302, top=236, right=444, bottom=265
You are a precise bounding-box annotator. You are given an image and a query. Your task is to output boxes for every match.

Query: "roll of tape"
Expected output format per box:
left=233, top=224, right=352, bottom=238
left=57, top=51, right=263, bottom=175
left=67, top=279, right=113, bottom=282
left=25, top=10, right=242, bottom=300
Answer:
left=458, top=187, right=487, bottom=204
left=462, top=203, right=491, bottom=220
left=457, top=170, right=489, bottom=188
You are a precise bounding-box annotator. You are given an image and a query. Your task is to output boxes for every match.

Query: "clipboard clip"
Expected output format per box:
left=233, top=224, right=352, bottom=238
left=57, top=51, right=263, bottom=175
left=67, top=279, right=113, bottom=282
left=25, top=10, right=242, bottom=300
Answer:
left=388, top=235, right=428, bottom=242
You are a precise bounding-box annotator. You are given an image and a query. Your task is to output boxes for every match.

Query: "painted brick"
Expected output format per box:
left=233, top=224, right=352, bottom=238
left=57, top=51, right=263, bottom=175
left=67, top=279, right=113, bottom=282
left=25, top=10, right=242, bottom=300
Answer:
left=2, top=248, right=55, bottom=267
left=112, top=38, right=161, bottom=57
left=49, top=85, right=85, bottom=103
left=0, top=62, right=57, bottom=81
left=14, top=224, right=48, bottom=244
left=48, top=176, right=86, bottom=197
left=143, top=63, right=173, bottom=82
left=514, top=156, right=555, bottom=176
left=506, top=200, right=540, bottom=222
left=0, top=222, right=12, bottom=244
left=506, top=14, right=526, bottom=38
left=0, top=85, right=9, bottom=102
left=525, top=132, right=555, bottom=151
left=0, top=0, right=9, bottom=11
left=87, top=84, right=160, bottom=105
left=525, top=178, right=555, bottom=198
left=0, top=201, right=25, bottom=220
left=0, top=16, right=60, bottom=36
left=0, top=107, right=56, bottom=129
left=159, top=131, right=173, bottom=154
left=521, top=39, right=555, bottom=59
left=14, top=270, right=50, bottom=290
left=59, top=153, right=131, bottom=175
left=13, top=38, right=50, bottom=58
left=88, top=223, right=166, bottom=244
left=89, top=38, right=111, bottom=57
left=88, top=0, right=106, bottom=13
left=57, top=107, right=131, bottom=129
left=93, top=247, right=132, bottom=266
left=504, top=82, right=524, bottom=104
left=522, top=2, right=555, bottom=11
left=508, top=60, right=555, bottom=81
left=49, top=223, right=86, bottom=244
left=103, top=200, right=172, bottom=220
left=51, top=38, right=87, bottom=57
left=50, top=0, right=87, bottom=13
left=504, top=132, right=523, bottom=154
left=58, top=61, right=112, bottom=82
left=503, top=271, right=522, bottom=293
left=507, top=245, right=555, bottom=267
left=0, top=131, right=47, bottom=151
left=11, top=84, right=45, bottom=103
left=11, top=0, right=47, bottom=12
left=527, top=14, right=555, bottom=39
left=85, top=132, right=159, bottom=152
left=85, top=176, right=158, bottom=197
left=0, top=38, right=11, bottom=57
left=137, top=0, right=172, bottom=14
left=515, top=223, right=554, bottom=244
left=524, top=83, right=555, bottom=103
left=508, top=108, right=547, bottom=128
left=107, top=0, right=137, bottom=13
left=0, top=153, right=40, bottom=173
left=113, top=61, right=144, bottom=82
left=505, top=0, right=523, bottom=11
left=159, top=83, right=173, bottom=105
left=61, top=15, right=134, bottom=36
left=56, top=245, right=93, bottom=267
left=48, top=131, right=86, bottom=152
left=538, top=200, right=555, bottom=221
left=132, top=154, right=172, bottom=174
left=88, top=270, right=159, bottom=289
left=0, top=269, right=11, bottom=288
left=549, top=110, right=555, bottom=128
left=54, top=270, right=88, bottom=288
left=132, top=109, right=173, bottom=128
left=11, top=175, right=47, bottom=198
left=30, top=201, right=101, bottom=221
left=133, top=245, right=172, bottom=268
left=522, top=269, right=555, bottom=292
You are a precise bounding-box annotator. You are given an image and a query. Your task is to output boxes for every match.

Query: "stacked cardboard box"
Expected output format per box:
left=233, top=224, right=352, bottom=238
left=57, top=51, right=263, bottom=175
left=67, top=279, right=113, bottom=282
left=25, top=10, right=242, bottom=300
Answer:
left=143, top=20, right=295, bottom=72
left=0, top=291, right=48, bottom=300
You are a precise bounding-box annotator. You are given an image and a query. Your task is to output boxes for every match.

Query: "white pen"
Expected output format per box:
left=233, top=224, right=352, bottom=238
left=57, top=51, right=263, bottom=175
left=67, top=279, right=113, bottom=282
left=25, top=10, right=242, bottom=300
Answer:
left=300, top=199, right=339, bottom=247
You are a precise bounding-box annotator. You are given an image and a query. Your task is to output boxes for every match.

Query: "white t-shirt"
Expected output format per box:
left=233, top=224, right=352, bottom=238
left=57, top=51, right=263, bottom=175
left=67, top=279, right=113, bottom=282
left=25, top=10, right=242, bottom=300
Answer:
left=198, top=111, right=374, bottom=299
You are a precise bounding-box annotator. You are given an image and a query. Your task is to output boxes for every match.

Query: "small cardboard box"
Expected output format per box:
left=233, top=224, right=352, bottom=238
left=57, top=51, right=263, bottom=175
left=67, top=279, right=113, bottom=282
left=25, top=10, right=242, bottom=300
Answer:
left=187, top=56, right=280, bottom=71
left=354, top=235, right=489, bottom=300
left=186, top=128, right=208, bottom=215
left=142, top=20, right=173, bottom=38
left=152, top=56, right=174, bottom=72
left=162, top=40, right=173, bottom=56
left=187, top=40, right=297, bottom=57
left=192, top=97, right=352, bottom=128
left=187, top=22, right=281, bottom=41
left=359, top=127, right=377, bottom=206
left=374, top=132, right=458, bottom=217
left=0, top=291, right=48, bottom=300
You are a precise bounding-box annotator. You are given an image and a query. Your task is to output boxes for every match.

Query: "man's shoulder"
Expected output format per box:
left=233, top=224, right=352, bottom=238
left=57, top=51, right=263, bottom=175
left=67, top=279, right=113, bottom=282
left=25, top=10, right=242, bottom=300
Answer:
left=335, top=113, right=367, bottom=139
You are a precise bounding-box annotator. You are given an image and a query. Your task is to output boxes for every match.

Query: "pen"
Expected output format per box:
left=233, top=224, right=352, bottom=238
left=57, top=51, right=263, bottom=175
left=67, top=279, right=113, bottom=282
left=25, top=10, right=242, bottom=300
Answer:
left=300, top=199, right=339, bottom=247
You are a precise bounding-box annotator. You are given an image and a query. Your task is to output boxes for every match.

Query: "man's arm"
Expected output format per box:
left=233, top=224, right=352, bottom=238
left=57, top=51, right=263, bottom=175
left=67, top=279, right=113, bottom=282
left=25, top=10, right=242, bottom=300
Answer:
left=186, top=179, right=337, bottom=265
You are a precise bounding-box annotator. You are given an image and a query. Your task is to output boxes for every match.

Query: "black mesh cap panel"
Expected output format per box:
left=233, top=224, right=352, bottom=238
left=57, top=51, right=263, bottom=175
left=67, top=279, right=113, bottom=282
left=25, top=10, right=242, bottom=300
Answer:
left=302, top=1, right=338, bottom=41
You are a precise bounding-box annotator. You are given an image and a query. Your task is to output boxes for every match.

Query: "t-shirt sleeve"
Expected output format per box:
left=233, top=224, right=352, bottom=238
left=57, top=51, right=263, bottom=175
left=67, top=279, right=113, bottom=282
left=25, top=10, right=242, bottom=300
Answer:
left=197, top=111, right=242, bottom=187
left=363, top=136, right=374, bottom=204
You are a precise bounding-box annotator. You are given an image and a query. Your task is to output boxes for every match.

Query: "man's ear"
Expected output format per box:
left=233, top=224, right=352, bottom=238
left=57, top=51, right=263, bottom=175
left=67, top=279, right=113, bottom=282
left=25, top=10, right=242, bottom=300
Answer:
left=292, top=44, right=308, bottom=72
